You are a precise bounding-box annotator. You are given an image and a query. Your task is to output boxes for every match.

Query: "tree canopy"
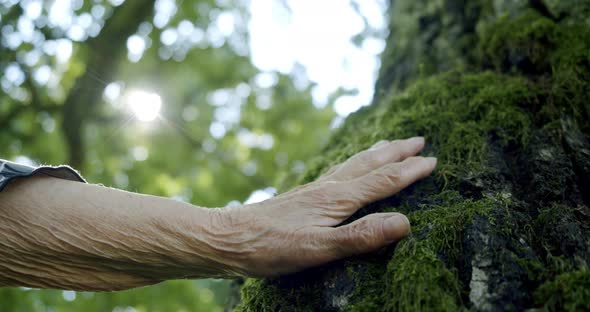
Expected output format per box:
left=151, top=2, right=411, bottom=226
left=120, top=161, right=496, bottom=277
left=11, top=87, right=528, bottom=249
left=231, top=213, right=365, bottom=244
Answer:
left=0, top=0, right=386, bottom=310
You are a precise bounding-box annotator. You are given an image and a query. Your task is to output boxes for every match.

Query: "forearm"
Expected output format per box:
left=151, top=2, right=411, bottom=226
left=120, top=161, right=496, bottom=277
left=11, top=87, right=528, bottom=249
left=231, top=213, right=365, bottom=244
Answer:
left=0, top=138, right=432, bottom=291
left=0, top=176, right=238, bottom=291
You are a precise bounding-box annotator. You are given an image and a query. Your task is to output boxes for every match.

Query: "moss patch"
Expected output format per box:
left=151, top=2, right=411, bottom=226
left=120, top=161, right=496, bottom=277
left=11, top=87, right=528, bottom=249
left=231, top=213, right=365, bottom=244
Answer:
left=236, top=278, right=320, bottom=312
left=351, top=193, right=508, bottom=312
left=384, top=241, right=463, bottom=312
left=534, top=270, right=590, bottom=311
left=478, top=9, right=590, bottom=127
left=300, top=71, right=535, bottom=190
left=478, top=10, right=559, bottom=74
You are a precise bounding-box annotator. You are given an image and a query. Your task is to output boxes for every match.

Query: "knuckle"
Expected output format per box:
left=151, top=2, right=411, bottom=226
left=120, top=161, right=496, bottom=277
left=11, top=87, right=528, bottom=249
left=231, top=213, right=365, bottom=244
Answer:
left=343, top=219, right=379, bottom=250
left=381, top=164, right=403, bottom=186
left=308, top=181, right=353, bottom=207
left=330, top=182, right=362, bottom=208
left=357, top=150, right=377, bottom=164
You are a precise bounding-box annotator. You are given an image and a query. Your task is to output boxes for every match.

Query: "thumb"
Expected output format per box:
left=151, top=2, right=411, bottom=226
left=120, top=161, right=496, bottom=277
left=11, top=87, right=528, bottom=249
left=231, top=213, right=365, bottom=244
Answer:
left=326, top=213, right=410, bottom=259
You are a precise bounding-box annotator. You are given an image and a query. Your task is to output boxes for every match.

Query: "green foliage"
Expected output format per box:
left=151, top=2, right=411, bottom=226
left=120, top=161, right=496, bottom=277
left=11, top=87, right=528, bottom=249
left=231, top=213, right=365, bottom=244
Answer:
left=0, top=0, right=335, bottom=207
left=534, top=270, right=590, bottom=312
left=0, top=280, right=231, bottom=312
left=0, top=0, right=337, bottom=310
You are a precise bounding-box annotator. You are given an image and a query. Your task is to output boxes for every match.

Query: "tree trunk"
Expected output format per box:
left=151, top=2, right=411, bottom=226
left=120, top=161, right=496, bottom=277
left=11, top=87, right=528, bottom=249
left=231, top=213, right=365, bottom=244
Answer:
left=62, top=0, right=155, bottom=169
left=236, top=0, right=590, bottom=311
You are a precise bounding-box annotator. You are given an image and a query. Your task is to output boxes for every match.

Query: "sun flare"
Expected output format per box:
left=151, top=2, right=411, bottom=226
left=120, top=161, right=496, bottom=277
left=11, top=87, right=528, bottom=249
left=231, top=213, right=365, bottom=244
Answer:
left=125, top=90, right=162, bottom=122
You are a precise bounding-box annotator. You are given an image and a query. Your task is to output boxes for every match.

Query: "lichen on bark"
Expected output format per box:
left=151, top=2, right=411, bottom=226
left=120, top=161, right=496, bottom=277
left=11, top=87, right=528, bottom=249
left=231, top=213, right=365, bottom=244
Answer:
left=236, top=0, right=590, bottom=311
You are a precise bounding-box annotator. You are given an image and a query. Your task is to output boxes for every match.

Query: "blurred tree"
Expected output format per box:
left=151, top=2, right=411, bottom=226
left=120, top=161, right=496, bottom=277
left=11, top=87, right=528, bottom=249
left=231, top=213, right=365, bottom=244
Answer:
left=61, top=0, right=156, bottom=168
left=0, top=0, right=340, bottom=310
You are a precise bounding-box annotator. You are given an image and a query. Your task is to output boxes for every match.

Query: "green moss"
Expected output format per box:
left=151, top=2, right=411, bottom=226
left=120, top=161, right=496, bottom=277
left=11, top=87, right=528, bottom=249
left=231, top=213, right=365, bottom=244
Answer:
left=235, top=279, right=281, bottom=312
left=532, top=204, right=589, bottom=275
left=478, top=9, right=590, bottom=126
left=236, top=278, right=320, bottom=312
left=341, top=192, right=511, bottom=311
left=343, top=260, right=388, bottom=312
left=384, top=240, right=463, bottom=312
left=407, top=192, right=499, bottom=257
left=478, top=10, right=558, bottom=73
left=300, top=71, right=535, bottom=189
left=534, top=270, right=590, bottom=311
left=384, top=194, right=507, bottom=311
left=512, top=253, right=545, bottom=285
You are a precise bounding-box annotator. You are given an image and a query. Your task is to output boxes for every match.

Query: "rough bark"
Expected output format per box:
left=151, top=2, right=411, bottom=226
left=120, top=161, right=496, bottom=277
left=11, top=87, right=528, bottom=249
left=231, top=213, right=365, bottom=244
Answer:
left=236, top=0, right=590, bottom=311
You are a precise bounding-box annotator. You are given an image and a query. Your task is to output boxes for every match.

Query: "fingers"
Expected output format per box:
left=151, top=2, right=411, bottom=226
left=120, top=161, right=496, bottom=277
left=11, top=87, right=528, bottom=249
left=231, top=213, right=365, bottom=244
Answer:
left=369, top=140, right=390, bottom=150
left=318, top=139, right=397, bottom=182
left=314, top=156, right=436, bottom=216
left=353, top=156, right=437, bottom=206
left=322, top=137, right=425, bottom=182
left=321, top=213, right=410, bottom=260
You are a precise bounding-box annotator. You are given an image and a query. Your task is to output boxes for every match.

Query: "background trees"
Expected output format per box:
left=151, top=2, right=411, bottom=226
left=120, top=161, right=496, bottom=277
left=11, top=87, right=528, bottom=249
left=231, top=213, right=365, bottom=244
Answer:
left=0, top=0, right=386, bottom=310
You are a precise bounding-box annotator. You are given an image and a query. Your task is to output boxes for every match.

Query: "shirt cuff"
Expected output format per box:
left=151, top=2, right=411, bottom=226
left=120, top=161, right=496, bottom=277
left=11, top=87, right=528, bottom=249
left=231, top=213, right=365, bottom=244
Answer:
left=0, top=159, right=86, bottom=192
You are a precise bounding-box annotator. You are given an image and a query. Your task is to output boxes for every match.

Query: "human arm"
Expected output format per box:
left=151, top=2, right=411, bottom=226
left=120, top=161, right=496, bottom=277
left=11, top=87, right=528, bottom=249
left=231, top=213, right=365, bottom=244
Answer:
left=0, top=175, right=232, bottom=291
left=0, top=137, right=435, bottom=291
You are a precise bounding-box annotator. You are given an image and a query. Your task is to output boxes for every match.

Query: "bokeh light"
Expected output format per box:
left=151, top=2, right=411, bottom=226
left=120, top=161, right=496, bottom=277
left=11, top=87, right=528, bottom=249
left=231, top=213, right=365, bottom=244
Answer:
left=124, top=89, right=162, bottom=122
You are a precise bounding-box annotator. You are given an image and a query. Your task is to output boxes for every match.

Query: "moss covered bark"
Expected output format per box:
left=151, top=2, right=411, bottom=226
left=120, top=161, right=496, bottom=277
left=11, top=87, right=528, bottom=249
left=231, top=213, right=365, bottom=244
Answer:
left=236, top=0, right=590, bottom=311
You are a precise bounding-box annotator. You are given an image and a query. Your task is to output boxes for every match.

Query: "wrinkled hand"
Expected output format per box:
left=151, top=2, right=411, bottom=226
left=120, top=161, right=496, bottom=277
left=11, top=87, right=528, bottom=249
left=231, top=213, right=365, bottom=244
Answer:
left=211, top=137, right=436, bottom=277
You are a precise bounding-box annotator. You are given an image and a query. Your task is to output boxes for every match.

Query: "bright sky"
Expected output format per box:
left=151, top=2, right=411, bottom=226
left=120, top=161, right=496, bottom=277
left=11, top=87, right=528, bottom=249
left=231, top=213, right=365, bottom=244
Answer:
left=248, top=0, right=387, bottom=117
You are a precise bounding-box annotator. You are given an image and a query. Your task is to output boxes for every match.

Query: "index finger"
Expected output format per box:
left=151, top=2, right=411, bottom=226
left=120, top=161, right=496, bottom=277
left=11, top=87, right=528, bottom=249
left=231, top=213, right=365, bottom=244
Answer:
left=322, top=137, right=425, bottom=182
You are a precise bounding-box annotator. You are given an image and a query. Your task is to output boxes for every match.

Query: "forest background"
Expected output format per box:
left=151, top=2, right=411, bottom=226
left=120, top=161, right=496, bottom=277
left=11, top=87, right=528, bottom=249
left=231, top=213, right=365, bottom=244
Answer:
left=0, top=0, right=388, bottom=311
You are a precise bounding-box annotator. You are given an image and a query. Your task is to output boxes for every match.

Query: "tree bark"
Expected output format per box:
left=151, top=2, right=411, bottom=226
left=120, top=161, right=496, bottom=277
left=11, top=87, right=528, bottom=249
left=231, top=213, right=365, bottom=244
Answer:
left=236, top=0, right=590, bottom=311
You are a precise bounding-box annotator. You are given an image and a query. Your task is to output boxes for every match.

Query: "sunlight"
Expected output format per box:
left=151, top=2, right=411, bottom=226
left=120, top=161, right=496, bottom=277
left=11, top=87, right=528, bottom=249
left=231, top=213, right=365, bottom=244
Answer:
left=244, top=187, right=277, bottom=204
left=125, top=89, right=162, bottom=122
left=248, top=0, right=387, bottom=117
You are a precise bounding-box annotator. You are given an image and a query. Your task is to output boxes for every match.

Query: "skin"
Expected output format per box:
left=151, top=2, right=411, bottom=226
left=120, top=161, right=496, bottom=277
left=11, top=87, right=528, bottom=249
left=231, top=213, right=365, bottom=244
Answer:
left=0, top=137, right=436, bottom=291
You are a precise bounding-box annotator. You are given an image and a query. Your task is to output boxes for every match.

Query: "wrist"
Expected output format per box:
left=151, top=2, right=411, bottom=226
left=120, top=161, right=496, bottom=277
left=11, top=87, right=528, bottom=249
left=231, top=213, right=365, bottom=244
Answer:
left=139, top=200, right=243, bottom=279
left=199, top=204, right=271, bottom=277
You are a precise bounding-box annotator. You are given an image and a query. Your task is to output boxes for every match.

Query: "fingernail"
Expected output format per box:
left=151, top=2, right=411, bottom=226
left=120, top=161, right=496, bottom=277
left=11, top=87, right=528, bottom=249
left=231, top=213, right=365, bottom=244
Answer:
left=425, top=157, right=437, bottom=167
left=408, top=136, right=425, bottom=146
left=384, top=214, right=410, bottom=242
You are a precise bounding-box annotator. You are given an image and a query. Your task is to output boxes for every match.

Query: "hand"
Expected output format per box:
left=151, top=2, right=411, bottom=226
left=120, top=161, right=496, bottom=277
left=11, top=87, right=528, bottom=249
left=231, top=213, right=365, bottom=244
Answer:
left=0, top=137, right=435, bottom=290
left=210, top=137, right=437, bottom=277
